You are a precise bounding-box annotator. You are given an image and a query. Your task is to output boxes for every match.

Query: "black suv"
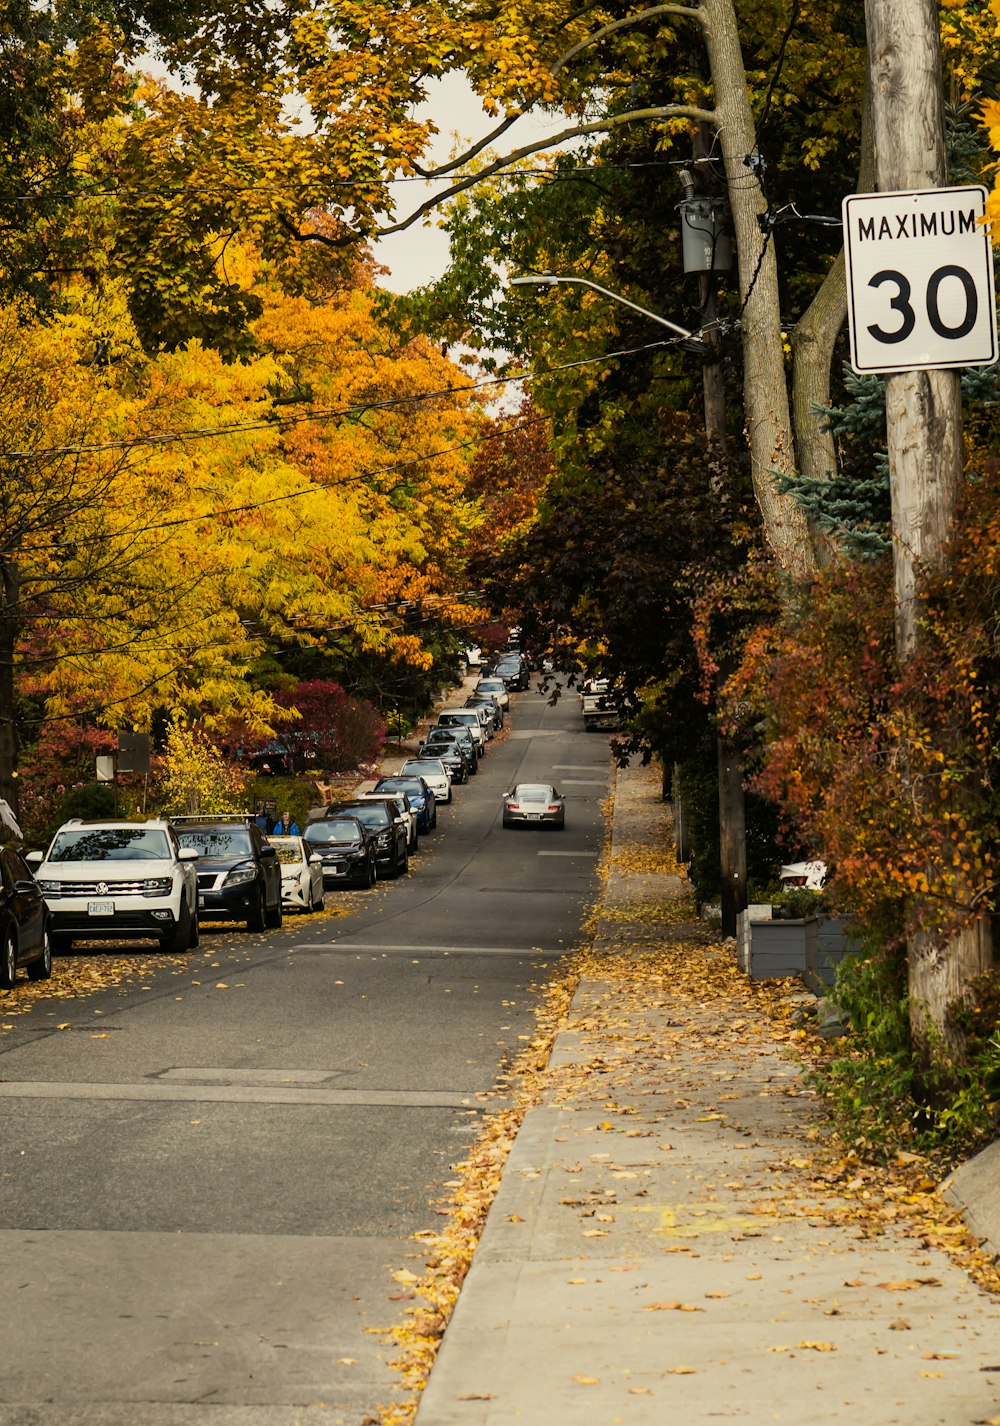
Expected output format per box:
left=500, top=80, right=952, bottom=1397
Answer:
left=422, top=725, right=479, bottom=773
left=325, top=801, right=409, bottom=877
left=491, top=655, right=529, bottom=691
left=173, top=817, right=283, bottom=931
left=303, top=816, right=377, bottom=889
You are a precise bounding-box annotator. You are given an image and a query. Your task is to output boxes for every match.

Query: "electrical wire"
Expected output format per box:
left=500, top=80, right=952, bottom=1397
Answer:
left=0, top=336, right=678, bottom=464
left=0, top=161, right=680, bottom=209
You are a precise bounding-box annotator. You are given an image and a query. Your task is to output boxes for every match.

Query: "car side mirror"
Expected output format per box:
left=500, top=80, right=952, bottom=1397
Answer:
left=308, top=854, right=322, bottom=865
left=24, top=850, right=43, bottom=865
left=260, top=845, right=277, bottom=858
left=178, top=847, right=199, bottom=861
left=13, top=879, right=37, bottom=894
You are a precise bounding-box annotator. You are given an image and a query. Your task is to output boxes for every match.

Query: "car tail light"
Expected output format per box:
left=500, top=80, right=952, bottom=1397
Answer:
left=506, top=803, right=519, bottom=810
left=547, top=805, right=560, bottom=812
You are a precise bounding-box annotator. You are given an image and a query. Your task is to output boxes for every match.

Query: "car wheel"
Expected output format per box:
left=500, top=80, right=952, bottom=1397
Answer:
left=393, top=845, right=408, bottom=878
left=165, top=902, right=192, bottom=954
left=26, top=927, right=53, bottom=982
left=188, top=907, right=200, bottom=948
left=247, top=887, right=267, bottom=932
left=0, top=929, right=18, bottom=988
left=265, top=894, right=283, bottom=929
left=310, top=884, right=324, bottom=912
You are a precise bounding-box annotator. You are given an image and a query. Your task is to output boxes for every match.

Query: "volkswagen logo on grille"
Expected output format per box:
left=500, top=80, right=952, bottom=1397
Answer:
left=97, top=882, right=109, bottom=895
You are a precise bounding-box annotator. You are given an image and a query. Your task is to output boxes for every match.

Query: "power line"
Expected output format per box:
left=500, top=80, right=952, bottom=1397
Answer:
left=0, top=161, right=679, bottom=209
left=0, top=336, right=678, bottom=464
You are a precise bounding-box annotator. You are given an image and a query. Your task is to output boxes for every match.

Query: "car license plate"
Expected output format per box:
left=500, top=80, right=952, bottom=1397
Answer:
left=329, top=866, right=345, bottom=875
left=528, top=814, right=541, bottom=821
left=198, top=894, right=206, bottom=908
left=87, top=900, right=115, bottom=916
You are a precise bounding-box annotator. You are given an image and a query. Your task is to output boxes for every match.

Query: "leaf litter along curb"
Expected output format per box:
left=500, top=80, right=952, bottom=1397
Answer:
left=0, top=901, right=352, bottom=1026
left=371, top=773, right=1000, bottom=1425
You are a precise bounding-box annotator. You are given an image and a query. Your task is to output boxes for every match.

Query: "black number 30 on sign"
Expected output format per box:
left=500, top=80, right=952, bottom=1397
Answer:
left=867, top=265, right=979, bottom=345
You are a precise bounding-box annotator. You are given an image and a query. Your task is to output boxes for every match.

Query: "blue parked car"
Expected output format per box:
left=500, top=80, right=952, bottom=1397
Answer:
left=373, top=775, right=437, bottom=833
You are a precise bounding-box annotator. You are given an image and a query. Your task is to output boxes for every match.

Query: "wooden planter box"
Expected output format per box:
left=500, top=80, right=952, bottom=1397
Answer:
left=804, top=915, right=860, bottom=992
left=746, top=916, right=817, bottom=981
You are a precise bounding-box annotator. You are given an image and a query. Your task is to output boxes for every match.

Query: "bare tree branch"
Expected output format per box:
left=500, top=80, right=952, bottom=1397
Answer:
left=415, top=4, right=705, bottom=180
left=412, top=114, right=524, bottom=179
left=377, top=104, right=717, bottom=238
left=552, top=3, right=705, bottom=75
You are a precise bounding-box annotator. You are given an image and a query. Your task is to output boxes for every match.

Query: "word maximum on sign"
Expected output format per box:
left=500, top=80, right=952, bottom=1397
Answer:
left=843, top=185, right=997, bottom=375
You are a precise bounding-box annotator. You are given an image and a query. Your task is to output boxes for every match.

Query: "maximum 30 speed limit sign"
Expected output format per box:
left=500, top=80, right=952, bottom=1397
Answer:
left=843, top=185, right=998, bottom=374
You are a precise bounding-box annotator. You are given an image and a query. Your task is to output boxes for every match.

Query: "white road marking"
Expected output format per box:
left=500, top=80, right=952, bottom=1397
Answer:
left=296, top=942, right=564, bottom=957
left=537, top=851, right=594, bottom=857
left=0, top=1081, right=486, bottom=1108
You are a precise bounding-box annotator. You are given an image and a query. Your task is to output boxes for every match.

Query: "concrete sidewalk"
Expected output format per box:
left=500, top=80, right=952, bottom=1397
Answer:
left=413, top=761, right=1000, bottom=1426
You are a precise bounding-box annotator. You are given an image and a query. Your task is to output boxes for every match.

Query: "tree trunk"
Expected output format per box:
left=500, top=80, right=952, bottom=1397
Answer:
left=790, top=74, right=875, bottom=504
left=0, top=560, right=20, bottom=817
left=865, top=0, right=993, bottom=1052
left=701, top=0, right=816, bottom=580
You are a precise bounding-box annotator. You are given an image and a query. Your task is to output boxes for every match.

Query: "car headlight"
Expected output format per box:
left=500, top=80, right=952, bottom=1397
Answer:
left=224, top=865, right=257, bottom=887
left=347, top=848, right=366, bottom=861
left=376, top=831, right=393, bottom=847
left=38, top=880, right=60, bottom=895
left=142, top=877, right=174, bottom=898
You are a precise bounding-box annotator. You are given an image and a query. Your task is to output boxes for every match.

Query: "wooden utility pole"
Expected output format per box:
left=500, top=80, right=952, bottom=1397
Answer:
left=865, top=0, right=992, bottom=1048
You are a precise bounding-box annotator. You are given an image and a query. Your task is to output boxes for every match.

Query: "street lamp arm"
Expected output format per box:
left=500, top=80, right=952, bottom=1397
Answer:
left=510, top=274, right=696, bottom=340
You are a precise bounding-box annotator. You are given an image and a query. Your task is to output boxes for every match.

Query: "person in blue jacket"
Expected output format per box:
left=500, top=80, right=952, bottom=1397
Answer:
left=272, top=810, right=300, bottom=835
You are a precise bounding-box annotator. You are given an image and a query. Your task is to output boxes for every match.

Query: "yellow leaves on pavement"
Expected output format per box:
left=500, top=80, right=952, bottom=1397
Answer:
left=768, top=1342, right=837, bottom=1354
left=571, top=1374, right=600, bottom=1386
left=644, top=1301, right=704, bottom=1313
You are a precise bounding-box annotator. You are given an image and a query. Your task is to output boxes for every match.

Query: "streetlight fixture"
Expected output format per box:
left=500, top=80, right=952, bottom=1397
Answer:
left=509, top=273, right=705, bottom=350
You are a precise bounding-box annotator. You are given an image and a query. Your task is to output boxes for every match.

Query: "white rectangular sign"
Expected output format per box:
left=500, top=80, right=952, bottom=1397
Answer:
left=843, top=185, right=997, bottom=374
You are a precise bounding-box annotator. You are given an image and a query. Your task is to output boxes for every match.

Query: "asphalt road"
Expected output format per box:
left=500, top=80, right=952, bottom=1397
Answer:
left=0, top=680, right=607, bottom=1426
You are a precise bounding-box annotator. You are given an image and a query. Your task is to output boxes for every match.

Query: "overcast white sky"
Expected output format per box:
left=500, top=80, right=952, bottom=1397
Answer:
left=374, top=74, right=575, bottom=294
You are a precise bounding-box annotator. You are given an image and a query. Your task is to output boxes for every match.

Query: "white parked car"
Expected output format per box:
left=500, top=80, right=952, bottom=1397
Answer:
left=779, top=859, right=827, bottom=891
left=437, top=708, right=486, bottom=753
left=475, top=677, right=509, bottom=710
left=27, top=819, right=200, bottom=955
left=269, top=835, right=325, bottom=913
left=400, top=757, right=452, bottom=804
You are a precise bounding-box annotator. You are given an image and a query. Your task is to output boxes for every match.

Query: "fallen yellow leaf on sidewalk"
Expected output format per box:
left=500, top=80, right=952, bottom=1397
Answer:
left=572, top=1374, right=600, bottom=1385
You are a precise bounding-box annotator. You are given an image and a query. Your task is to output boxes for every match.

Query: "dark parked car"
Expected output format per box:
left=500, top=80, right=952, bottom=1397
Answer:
left=0, top=845, right=51, bottom=987
left=174, top=817, right=283, bottom=931
left=325, top=800, right=409, bottom=877
left=373, top=776, right=437, bottom=832
left=303, top=817, right=377, bottom=888
left=502, top=783, right=566, bottom=830
left=423, top=724, right=479, bottom=773
left=466, top=692, right=503, bottom=730
left=491, top=655, right=529, bottom=691
left=416, top=740, right=469, bottom=784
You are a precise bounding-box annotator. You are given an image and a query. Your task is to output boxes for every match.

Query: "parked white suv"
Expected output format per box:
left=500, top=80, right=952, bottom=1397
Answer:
left=27, top=819, right=200, bottom=955
left=436, top=709, right=487, bottom=753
